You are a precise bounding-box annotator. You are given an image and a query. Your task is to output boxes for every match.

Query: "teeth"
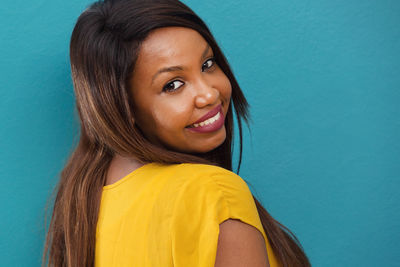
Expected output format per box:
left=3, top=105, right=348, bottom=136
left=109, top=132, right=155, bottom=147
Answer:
left=191, top=112, right=221, bottom=128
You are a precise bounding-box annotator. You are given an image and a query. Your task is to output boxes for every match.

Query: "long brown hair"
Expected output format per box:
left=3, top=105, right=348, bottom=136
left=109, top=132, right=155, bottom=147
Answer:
left=43, top=0, right=311, bottom=266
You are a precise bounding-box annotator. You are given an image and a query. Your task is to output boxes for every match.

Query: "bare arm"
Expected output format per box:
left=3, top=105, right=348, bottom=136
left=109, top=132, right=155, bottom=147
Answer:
left=214, top=219, right=270, bottom=267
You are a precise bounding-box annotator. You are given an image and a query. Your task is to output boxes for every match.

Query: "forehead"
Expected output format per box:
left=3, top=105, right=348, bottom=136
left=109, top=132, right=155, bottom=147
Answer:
left=136, top=27, right=208, bottom=67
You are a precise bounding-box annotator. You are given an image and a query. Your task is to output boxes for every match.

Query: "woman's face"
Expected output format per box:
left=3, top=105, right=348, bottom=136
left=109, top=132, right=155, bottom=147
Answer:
left=130, top=27, right=232, bottom=153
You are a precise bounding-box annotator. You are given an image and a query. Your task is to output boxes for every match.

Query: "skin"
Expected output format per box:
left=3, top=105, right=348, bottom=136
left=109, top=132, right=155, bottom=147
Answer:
left=129, top=26, right=232, bottom=154
left=216, top=219, right=270, bottom=267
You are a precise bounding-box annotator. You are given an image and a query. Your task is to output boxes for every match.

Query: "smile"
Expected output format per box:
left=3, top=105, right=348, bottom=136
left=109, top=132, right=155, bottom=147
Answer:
left=189, top=111, right=221, bottom=128
left=186, top=108, right=225, bottom=133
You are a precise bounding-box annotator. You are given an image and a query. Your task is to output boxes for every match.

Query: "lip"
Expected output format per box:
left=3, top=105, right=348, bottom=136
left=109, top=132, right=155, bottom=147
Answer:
left=190, top=104, right=222, bottom=125
left=185, top=105, right=225, bottom=133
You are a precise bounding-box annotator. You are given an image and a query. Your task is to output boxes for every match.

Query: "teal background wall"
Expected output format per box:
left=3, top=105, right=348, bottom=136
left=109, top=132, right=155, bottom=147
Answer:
left=1, top=0, right=399, bottom=266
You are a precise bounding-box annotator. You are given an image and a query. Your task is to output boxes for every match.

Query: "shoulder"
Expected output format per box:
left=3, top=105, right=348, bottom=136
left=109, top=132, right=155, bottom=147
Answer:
left=168, top=163, right=254, bottom=206
left=170, top=163, right=258, bottom=224
left=177, top=163, right=254, bottom=203
left=168, top=163, right=270, bottom=267
left=173, top=162, right=234, bottom=176
left=172, top=163, right=251, bottom=193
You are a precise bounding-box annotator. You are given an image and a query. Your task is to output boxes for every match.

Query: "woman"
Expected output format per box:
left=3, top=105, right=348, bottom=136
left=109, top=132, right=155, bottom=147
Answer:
left=43, top=0, right=311, bottom=266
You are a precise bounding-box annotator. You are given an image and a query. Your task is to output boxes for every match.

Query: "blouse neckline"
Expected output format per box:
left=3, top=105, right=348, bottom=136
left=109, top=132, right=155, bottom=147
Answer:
left=102, top=162, right=157, bottom=190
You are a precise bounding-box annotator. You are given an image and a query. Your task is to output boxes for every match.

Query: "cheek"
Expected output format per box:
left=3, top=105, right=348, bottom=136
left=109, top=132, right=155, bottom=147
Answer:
left=218, top=72, right=232, bottom=99
left=151, top=101, right=191, bottom=130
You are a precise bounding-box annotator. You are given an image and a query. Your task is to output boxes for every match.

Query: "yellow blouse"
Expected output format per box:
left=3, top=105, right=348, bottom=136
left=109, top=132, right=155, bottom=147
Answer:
left=95, top=162, right=279, bottom=267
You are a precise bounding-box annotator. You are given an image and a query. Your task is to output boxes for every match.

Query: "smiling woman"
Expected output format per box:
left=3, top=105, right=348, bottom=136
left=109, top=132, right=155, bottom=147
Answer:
left=42, top=0, right=310, bottom=267
left=130, top=27, right=231, bottom=153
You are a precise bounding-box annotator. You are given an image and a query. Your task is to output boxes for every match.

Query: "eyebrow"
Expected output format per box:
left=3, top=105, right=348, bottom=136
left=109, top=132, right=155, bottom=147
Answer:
left=151, top=44, right=211, bottom=85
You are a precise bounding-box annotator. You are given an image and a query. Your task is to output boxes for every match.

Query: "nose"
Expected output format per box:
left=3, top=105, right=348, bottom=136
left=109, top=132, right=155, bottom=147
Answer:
left=193, top=78, right=219, bottom=108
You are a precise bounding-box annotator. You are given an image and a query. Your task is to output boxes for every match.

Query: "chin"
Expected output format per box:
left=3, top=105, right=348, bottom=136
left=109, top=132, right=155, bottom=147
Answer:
left=193, top=138, right=227, bottom=154
left=178, top=142, right=220, bottom=154
left=166, top=129, right=227, bottom=154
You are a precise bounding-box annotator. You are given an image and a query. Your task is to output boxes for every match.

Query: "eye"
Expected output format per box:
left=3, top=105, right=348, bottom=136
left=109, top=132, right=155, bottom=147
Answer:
left=201, top=57, right=215, bottom=72
left=162, top=80, right=184, bottom=93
